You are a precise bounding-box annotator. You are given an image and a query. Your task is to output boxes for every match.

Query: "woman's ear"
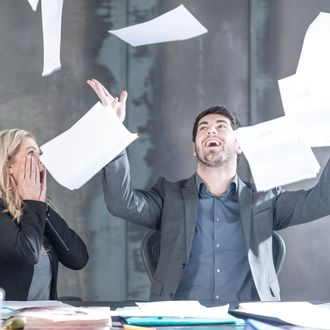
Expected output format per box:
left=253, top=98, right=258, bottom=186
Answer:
left=8, top=165, right=13, bottom=174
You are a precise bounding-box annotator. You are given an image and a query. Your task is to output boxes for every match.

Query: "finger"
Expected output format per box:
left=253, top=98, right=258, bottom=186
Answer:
left=119, top=90, right=128, bottom=104
left=34, top=158, right=40, bottom=183
left=118, top=90, right=127, bottom=122
left=99, top=83, right=114, bottom=100
left=25, top=155, right=33, bottom=179
left=29, top=155, right=38, bottom=182
left=111, top=97, right=118, bottom=106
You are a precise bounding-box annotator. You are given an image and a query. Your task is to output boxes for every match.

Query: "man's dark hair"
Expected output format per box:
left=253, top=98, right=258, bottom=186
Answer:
left=192, top=105, right=240, bottom=142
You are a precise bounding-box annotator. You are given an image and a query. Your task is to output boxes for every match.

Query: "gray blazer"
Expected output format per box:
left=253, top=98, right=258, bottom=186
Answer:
left=103, top=151, right=330, bottom=301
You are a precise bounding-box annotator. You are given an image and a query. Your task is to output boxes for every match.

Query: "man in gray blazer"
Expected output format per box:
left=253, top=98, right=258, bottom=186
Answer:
left=88, top=79, right=330, bottom=306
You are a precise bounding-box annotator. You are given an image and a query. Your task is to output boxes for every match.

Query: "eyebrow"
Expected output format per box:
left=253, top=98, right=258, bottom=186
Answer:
left=198, top=119, right=229, bottom=127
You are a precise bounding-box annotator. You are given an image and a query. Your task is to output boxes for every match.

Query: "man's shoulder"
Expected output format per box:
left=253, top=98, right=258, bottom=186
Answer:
left=241, top=178, right=282, bottom=197
left=155, top=175, right=195, bottom=190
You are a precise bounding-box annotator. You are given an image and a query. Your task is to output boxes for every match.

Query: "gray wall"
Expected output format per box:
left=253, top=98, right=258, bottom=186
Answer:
left=0, top=0, right=330, bottom=301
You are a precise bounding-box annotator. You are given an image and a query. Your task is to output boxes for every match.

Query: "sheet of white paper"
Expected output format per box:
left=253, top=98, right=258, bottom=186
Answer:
left=41, top=0, right=63, bottom=76
left=109, top=4, right=207, bottom=47
left=236, top=116, right=320, bottom=191
left=27, top=0, right=39, bottom=11
left=278, top=73, right=330, bottom=147
left=135, top=301, right=229, bottom=318
left=40, top=102, right=138, bottom=190
left=238, top=302, right=330, bottom=330
left=297, top=12, right=330, bottom=78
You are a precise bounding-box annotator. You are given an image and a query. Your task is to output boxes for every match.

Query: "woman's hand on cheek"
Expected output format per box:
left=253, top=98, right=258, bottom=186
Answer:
left=15, top=155, right=42, bottom=201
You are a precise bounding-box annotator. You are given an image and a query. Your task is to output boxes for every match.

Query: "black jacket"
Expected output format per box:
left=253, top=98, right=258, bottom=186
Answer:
left=0, top=199, right=88, bottom=300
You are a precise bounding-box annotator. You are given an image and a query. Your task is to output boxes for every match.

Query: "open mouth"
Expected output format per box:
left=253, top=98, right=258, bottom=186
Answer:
left=204, top=139, right=221, bottom=147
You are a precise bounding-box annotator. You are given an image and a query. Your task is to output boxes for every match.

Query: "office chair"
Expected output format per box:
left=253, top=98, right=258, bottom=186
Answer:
left=141, top=230, right=286, bottom=280
left=272, top=231, right=286, bottom=275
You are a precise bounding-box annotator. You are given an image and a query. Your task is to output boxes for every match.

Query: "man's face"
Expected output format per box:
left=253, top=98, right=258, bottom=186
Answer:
left=193, top=114, right=241, bottom=168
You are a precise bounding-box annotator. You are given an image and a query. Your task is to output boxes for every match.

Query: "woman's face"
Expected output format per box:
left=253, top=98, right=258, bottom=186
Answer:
left=9, top=137, right=45, bottom=183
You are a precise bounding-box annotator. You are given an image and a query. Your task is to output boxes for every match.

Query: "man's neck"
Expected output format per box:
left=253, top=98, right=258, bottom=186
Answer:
left=196, top=162, right=237, bottom=196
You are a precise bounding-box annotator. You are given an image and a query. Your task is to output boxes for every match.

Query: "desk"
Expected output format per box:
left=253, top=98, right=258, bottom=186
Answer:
left=58, top=301, right=244, bottom=330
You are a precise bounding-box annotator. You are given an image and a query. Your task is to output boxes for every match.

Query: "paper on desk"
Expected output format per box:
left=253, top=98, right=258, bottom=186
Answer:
left=112, top=301, right=229, bottom=318
left=115, top=301, right=243, bottom=326
left=236, top=116, right=320, bottom=191
left=41, top=0, right=63, bottom=76
left=40, top=102, right=138, bottom=190
left=136, top=301, right=229, bottom=318
left=2, top=300, right=71, bottom=319
left=237, top=301, right=330, bottom=329
left=109, top=4, right=207, bottom=47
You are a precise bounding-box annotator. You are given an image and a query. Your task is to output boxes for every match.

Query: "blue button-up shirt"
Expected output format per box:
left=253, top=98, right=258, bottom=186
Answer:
left=174, top=174, right=258, bottom=305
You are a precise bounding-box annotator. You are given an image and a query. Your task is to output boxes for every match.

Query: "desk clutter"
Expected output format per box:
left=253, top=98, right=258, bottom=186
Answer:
left=2, top=300, right=330, bottom=329
left=1, top=300, right=111, bottom=329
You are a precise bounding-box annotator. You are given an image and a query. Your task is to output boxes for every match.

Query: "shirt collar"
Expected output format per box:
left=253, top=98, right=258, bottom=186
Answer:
left=195, top=173, right=238, bottom=198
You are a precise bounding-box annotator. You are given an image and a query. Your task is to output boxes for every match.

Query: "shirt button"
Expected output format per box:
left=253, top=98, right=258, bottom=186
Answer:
left=215, top=295, right=219, bottom=300
left=216, top=268, right=220, bottom=273
left=215, top=243, right=220, bottom=248
left=215, top=218, right=220, bottom=223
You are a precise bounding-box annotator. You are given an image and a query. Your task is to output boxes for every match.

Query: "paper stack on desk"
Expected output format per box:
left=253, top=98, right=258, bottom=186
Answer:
left=112, top=300, right=244, bottom=326
left=2, top=300, right=112, bottom=327
left=231, top=301, right=330, bottom=329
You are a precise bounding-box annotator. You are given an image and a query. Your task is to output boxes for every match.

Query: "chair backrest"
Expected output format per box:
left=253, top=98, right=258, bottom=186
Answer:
left=272, top=231, right=286, bottom=275
left=141, top=230, right=161, bottom=280
left=141, top=230, right=286, bottom=280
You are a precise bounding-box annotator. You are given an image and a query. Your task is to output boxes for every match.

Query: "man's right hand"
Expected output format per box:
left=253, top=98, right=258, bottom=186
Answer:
left=87, top=79, right=127, bottom=122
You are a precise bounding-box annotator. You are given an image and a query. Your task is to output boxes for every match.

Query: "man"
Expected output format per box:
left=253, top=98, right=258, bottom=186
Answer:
left=87, top=79, right=330, bottom=306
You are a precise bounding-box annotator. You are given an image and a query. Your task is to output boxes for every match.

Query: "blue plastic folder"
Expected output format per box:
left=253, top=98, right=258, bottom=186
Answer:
left=124, top=315, right=244, bottom=326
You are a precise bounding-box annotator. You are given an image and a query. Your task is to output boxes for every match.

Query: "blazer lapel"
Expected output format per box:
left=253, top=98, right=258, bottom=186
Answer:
left=238, top=178, right=253, bottom=252
left=181, top=176, right=199, bottom=257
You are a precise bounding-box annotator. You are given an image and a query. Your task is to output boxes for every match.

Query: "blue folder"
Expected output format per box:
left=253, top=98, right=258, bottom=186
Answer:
left=124, top=315, right=245, bottom=326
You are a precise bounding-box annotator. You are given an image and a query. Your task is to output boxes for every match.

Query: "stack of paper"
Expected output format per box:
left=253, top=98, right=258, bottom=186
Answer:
left=235, top=116, right=320, bottom=191
left=112, top=300, right=244, bottom=326
left=2, top=300, right=111, bottom=327
left=231, top=301, right=330, bottom=329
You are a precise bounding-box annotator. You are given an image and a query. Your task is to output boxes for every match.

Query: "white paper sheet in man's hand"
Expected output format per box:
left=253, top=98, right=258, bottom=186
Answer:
left=40, top=102, right=138, bottom=190
left=109, top=4, right=207, bottom=47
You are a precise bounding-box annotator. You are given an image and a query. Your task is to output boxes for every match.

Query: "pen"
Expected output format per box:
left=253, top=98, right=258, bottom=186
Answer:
left=123, top=325, right=156, bottom=330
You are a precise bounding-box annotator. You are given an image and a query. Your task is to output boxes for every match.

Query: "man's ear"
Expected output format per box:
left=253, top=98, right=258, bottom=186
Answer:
left=8, top=165, right=13, bottom=174
left=236, top=141, right=242, bottom=155
left=192, top=143, right=196, bottom=156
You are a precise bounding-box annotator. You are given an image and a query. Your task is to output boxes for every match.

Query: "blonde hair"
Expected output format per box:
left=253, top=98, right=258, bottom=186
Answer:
left=0, top=129, right=35, bottom=222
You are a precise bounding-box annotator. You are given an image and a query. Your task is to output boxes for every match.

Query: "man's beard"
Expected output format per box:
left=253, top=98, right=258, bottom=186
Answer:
left=195, top=148, right=230, bottom=168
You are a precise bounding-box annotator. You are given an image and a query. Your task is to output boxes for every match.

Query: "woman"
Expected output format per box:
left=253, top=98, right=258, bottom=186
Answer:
left=0, top=129, right=89, bottom=300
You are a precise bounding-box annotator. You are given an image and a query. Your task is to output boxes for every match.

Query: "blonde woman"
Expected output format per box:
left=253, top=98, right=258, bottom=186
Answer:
left=0, top=129, right=88, bottom=300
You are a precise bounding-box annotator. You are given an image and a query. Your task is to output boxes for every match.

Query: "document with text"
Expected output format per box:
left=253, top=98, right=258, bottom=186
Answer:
left=236, top=116, right=320, bottom=191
